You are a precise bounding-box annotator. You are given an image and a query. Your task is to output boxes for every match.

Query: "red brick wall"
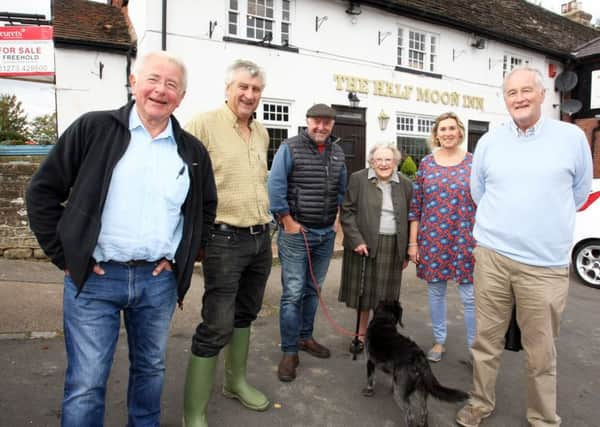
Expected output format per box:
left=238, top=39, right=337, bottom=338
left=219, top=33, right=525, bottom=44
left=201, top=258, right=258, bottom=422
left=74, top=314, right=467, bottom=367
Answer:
left=574, top=118, right=600, bottom=178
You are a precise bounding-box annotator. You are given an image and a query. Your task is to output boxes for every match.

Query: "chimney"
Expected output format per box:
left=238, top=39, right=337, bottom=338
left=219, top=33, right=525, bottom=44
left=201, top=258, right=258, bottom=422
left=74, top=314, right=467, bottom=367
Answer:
left=560, top=1, right=592, bottom=26
left=111, top=0, right=137, bottom=43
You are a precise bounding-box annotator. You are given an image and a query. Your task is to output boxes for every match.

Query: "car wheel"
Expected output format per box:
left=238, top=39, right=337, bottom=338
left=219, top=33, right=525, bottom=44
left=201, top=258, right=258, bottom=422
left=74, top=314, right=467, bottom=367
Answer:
left=573, top=239, right=600, bottom=289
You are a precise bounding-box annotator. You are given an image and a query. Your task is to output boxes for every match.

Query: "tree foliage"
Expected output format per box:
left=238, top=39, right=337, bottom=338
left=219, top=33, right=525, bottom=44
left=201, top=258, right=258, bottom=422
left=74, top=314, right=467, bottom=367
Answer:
left=400, top=155, right=417, bottom=179
left=30, top=112, right=57, bottom=145
left=0, top=94, right=30, bottom=144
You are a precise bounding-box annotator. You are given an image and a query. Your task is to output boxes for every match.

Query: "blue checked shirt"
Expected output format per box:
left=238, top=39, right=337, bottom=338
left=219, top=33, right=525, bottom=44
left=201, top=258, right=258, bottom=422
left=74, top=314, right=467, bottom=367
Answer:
left=92, top=107, right=190, bottom=263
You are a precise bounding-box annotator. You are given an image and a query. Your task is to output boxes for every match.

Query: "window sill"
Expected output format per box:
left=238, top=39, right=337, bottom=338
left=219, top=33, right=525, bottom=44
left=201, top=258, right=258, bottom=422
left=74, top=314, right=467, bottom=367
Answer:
left=223, top=36, right=299, bottom=53
left=0, top=145, right=54, bottom=156
left=395, top=66, right=442, bottom=79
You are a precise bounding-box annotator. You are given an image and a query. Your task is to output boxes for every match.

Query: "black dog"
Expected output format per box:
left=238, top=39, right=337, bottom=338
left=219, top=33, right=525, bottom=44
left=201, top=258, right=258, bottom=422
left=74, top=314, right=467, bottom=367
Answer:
left=363, top=301, right=469, bottom=427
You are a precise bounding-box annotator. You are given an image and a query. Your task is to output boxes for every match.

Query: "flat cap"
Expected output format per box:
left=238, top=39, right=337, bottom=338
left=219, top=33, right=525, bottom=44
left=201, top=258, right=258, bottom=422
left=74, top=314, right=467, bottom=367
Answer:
left=306, top=103, right=336, bottom=119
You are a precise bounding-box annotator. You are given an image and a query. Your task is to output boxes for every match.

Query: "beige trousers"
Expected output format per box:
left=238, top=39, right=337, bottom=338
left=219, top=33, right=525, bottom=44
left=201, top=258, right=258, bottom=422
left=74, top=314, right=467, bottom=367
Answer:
left=469, top=246, right=569, bottom=427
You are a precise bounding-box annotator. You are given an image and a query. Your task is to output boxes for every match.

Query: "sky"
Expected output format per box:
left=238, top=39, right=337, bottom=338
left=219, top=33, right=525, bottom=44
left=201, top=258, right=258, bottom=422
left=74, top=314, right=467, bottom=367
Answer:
left=4, top=0, right=596, bottom=28
left=534, top=0, right=600, bottom=24
left=1, top=0, right=600, bottom=120
left=0, top=0, right=51, bottom=18
left=5, top=0, right=599, bottom=22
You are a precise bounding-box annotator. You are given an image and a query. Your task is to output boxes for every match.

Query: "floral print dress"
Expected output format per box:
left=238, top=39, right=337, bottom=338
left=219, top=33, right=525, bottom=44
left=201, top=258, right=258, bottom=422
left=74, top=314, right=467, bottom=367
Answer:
left=408, top=152, right=476, bottom=284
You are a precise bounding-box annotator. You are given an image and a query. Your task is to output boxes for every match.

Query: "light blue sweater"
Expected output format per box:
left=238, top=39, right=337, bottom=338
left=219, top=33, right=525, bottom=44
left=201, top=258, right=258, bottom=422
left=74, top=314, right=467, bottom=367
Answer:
left=470, top=118, right=593, bottom=267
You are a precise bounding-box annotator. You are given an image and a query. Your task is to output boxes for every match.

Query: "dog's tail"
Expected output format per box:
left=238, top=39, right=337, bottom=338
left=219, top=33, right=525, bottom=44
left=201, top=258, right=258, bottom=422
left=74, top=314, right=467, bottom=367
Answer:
left=419, top=357, right=469, bottom=402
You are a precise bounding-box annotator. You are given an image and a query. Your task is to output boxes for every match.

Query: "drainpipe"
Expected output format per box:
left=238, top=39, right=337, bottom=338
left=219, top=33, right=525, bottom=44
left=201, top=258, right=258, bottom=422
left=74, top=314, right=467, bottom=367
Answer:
left=118, top=0, right=134, bottom=102
left=126, top=45, right=133, bottom=102
left=592, top=124, right=599, bottom=169
left=162, top=0, right=167, bottom=50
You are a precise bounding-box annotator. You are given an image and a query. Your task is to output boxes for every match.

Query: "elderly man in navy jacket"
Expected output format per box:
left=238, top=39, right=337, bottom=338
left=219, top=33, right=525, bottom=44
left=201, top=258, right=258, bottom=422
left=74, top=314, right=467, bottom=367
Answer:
left=26, top=51, right=217, bottom=427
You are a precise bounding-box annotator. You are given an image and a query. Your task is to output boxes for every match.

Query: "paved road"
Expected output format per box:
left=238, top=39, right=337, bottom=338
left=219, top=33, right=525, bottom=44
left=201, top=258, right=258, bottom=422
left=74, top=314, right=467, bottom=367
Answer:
left=0, top=257, right=599, bottom=426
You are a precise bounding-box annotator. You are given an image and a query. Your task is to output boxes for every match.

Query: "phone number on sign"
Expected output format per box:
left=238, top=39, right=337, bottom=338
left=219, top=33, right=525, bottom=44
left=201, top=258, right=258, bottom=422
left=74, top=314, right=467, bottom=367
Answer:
left=0, top=64, right=51, bottom=72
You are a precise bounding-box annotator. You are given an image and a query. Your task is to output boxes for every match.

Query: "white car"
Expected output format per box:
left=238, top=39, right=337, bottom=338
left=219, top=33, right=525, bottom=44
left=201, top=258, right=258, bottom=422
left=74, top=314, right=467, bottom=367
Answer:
left=572, top=179, right=600, bottom=289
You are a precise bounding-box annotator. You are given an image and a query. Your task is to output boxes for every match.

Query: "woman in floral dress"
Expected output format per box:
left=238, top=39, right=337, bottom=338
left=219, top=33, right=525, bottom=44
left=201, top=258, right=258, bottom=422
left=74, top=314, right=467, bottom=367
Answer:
left=408, top=112, right=476, bottom=362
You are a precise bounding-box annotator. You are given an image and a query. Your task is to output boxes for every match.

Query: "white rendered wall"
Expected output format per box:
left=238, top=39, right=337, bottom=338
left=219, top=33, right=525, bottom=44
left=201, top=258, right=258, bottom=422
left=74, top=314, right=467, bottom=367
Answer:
left=128, top=0, right=565, bottom=158
left=55, top=49, right=128, bottom=134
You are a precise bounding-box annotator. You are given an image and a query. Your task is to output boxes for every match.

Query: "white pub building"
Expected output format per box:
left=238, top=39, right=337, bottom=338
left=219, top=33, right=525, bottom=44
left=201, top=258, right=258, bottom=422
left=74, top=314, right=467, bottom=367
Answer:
left=124, top=0, right=598, bottom=175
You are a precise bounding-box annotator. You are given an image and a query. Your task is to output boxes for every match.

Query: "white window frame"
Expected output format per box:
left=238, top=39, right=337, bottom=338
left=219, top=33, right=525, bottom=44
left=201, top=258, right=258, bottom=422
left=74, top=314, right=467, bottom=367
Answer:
left=397, top=27, right=438, bottom=73
left=396, top=113, right=435, bottom=136
left=227, top=0, right=293, bottom=45
left=227, top=0, right=239, bottom=36
left=259, top=99, right=292, bottom=127
left=396, top=113, right=435, bottom=165
left=281, top=0, right=291, bottom=45
left=257, top=99, right=292, bottom=169
left=502, top=53, right=530, bottom=77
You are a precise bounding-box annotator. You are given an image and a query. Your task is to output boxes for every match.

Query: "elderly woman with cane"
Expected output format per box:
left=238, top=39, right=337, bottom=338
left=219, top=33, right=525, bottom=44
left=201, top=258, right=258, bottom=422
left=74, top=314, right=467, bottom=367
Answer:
left=339, top=143, right=412, bottom=353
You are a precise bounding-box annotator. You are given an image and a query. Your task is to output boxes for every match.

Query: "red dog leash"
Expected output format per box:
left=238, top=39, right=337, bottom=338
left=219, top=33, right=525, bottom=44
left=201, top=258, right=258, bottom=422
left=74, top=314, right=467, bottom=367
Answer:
left=300, top=229, right=362, bottom=338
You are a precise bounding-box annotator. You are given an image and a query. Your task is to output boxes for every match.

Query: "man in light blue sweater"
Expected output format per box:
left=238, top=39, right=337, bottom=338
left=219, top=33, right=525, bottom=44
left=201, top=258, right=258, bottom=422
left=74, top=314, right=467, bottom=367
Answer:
left=456, top=67, right=593, bottom=427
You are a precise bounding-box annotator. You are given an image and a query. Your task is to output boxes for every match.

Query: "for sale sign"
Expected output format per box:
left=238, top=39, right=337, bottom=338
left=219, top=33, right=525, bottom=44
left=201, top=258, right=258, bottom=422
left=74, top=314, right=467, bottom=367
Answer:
left=0, top=26, right=54, bottom=76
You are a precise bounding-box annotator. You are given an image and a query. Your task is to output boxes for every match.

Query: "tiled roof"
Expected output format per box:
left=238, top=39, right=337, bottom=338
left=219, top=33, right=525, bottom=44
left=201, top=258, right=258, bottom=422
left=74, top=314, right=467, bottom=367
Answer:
left=574, top=37, right=600, bottom=59
left=363, top=0, right=599, bottom=58
left=53, top=0, right=132, bottom=51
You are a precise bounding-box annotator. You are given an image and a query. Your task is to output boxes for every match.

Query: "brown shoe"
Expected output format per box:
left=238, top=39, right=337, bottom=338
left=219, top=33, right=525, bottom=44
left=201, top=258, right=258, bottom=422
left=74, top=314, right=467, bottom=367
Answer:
left=298, top=338, right=331, bottom=358
left=277, top=354, right=299, bottom=382
left=456, top=404, right=491, bottom=427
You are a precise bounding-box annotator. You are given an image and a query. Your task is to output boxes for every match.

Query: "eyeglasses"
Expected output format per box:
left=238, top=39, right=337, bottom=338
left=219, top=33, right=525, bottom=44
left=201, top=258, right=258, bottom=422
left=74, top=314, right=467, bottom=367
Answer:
left=373, top=158, right=394, bottom=164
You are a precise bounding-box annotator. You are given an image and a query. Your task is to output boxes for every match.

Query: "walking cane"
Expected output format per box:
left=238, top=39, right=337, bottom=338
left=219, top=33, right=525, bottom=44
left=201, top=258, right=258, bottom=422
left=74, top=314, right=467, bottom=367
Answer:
left=350, top=253, right=367, bottom=360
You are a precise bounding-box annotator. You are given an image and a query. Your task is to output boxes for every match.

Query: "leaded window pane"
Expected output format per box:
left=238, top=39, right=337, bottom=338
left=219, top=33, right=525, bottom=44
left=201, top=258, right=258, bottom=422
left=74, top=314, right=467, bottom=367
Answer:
left=267, top=128, right=288, bottom=169
left=229, top=12, right=238, bottom=35
left=397, top=136, right=430, bottom=166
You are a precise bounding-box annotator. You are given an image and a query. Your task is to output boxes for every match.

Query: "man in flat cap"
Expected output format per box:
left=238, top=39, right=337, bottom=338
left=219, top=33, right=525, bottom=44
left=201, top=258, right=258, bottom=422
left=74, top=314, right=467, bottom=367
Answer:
left=268, top=103, right=346, bottom=382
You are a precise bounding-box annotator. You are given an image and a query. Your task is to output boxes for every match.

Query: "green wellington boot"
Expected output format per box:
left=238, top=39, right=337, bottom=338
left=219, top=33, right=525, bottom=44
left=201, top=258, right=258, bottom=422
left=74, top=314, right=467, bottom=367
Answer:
left=182, top=354, right=217, bottom=427
left=222, top=327, right=270, bottom=411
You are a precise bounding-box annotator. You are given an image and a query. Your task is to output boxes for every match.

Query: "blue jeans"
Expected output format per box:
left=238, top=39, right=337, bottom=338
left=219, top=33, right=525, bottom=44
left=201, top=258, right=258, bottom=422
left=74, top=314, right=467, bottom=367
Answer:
left=427, top=281, right=475, bottom=348
left=278, top=229, right=335, bottom=353
left=192, top=227, right=272, bottom=357
left=62, top=261, right=177, bottom=427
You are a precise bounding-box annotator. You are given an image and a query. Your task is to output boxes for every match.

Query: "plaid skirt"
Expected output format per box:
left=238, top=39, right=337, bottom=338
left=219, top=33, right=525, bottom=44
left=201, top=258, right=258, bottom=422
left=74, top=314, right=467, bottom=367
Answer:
left=338, top=234, right=403, bottom=310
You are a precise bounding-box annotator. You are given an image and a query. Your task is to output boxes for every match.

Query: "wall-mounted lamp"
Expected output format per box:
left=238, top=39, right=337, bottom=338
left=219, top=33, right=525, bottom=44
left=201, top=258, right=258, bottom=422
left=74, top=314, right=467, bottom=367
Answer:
left=378, top=110, right=390, bottom=131
left=209, top=20, right=217, bottom=39
left=378, top=30, right=391, bottom=46
left=470, top=35, right=486, bottom=49
left=315, top=15, right=328, bottom=32
left=348, top=91, right=360, bottom=108
left=345, top=2, right=362, bottom=16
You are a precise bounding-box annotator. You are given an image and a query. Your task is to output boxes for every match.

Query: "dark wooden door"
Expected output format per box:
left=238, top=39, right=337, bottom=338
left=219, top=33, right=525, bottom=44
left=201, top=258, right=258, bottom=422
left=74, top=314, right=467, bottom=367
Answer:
left=332, top=105, right=366, bottom=180
left=467, top=120, right=489, bottom=153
